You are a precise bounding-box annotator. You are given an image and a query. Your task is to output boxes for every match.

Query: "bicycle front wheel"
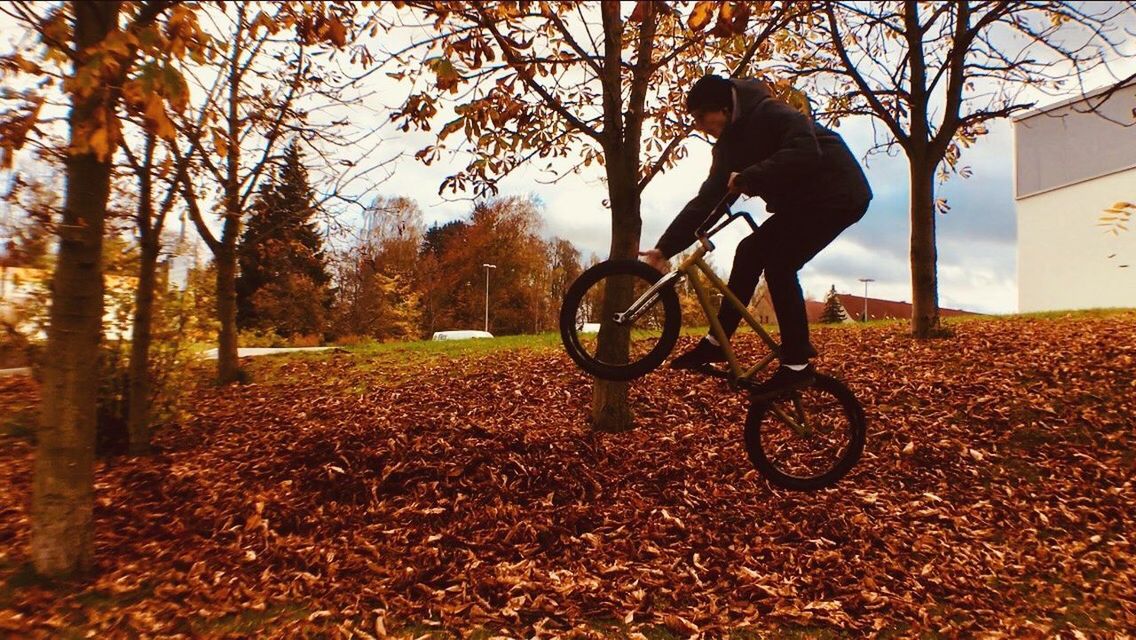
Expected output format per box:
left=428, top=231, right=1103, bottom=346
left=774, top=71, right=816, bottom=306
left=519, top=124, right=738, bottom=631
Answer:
left=743, top=373, right=866, bottom=491
left=559, top=259, right=681, bottom=381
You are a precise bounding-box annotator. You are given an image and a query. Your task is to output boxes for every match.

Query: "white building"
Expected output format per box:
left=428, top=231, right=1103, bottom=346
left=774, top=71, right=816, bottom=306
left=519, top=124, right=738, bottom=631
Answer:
left=1, top=266, right=138, bottom=341
left=1014, top=81, right=1136, bottom=312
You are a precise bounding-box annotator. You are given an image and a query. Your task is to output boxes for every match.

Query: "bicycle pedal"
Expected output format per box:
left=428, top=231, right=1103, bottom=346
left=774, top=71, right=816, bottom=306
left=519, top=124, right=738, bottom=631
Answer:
left=750, top=377, right=815, bottom=402
left=693, top=363, right=729, bottom=378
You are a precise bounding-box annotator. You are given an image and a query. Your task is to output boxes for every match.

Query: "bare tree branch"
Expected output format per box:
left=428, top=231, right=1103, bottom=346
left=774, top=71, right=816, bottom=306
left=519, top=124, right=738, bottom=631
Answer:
left=239, top=41, right=307, bottom=208
left=471, top=4, right=603, bottom=143
left=825, top=3, right=910, bottom=147
left=171, top=136, right=220, bottom=253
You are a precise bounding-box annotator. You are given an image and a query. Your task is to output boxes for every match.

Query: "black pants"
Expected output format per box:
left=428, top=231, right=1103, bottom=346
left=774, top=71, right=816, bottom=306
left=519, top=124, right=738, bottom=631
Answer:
left=717, top=200, right=868, bottom=363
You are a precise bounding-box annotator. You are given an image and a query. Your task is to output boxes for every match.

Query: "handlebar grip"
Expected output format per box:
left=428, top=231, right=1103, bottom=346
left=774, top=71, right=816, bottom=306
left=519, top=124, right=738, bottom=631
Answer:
left=738, top=210, right=758, bottom=232
left=695, top=194, right=735, bottom=237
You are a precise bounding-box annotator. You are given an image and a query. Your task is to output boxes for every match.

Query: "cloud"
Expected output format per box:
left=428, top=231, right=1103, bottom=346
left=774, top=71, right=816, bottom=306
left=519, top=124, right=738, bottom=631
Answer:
left=373, top=112, right=1021, bottom=315
left=329, top=17, right=1034, bottom=317
left=322, top=12, right=1136, bottom=315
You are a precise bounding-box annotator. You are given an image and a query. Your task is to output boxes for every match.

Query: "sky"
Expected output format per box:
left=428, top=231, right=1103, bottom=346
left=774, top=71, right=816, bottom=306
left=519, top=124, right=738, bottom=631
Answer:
left=341, top=4, right=1135, bottom=316
left=373, top=107, right=1021, bottom=314
left=2, top=3, right=1134, bottom=315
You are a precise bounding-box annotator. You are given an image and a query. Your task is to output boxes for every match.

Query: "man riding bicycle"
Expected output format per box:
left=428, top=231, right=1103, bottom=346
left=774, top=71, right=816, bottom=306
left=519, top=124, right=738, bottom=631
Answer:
left=640, top=74, right=873, bottom=399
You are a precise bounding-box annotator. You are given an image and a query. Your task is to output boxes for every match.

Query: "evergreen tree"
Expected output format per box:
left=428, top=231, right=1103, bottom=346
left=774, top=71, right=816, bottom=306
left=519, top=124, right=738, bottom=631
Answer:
left=548, top=238, right=582, bottom=329
left=236, top=142, right=331, bottom=337
left=820, top=285, right=850, bottom=324
left=421, top=220, right=469, bottom=258
left=330, top=243, right=423, bottom=342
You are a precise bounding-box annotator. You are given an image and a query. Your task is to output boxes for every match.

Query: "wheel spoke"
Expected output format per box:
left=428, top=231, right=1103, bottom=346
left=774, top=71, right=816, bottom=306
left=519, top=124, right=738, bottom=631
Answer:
left=768, top=403, right=808, bottom=436
left=559, top=260, right=681, bottom=382
left=791, top=394, right=810, bottom=433
left=744, top=375, right=865, bottom=490
left=573, top=272, right=669, bottom=366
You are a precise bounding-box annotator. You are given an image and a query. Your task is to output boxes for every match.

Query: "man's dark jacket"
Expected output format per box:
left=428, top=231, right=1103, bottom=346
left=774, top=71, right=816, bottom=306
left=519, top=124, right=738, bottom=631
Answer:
left=656, top=79, right=872, bottom=258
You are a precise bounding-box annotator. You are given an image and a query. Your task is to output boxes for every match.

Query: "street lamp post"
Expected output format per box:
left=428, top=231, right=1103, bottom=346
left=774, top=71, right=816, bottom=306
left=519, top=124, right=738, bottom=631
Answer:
left=858, top=278, right=875, bottom=322
left=482, top=263, right=497, bottom=332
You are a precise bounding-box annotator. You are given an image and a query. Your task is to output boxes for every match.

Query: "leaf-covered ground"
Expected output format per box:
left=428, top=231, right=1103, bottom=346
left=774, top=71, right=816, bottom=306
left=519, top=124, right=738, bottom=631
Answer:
left=2, top=313, right=1135, bottom=638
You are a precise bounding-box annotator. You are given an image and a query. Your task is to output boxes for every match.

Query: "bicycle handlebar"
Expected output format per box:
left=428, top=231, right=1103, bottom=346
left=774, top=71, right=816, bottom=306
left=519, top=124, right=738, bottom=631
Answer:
left=695, top=193, right=759, bottom=240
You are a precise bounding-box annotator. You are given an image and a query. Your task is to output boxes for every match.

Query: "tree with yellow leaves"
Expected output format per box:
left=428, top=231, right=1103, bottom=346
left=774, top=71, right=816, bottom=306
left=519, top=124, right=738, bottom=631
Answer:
left=0, top=0, right=216, bottom=578
left=0, top=0, right=358, bottom=578
left=380, top=0, right=811, bottom=431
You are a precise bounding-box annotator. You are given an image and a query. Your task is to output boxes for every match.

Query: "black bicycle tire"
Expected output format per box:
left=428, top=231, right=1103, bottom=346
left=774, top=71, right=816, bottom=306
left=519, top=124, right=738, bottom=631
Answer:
left=559, top=259, right=681, bottom=381
left=743, top=373, right=866, bottom=491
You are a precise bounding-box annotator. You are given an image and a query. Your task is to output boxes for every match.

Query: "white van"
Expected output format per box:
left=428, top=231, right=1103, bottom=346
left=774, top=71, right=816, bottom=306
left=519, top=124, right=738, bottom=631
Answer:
left=431, top=330, right=494, bottom=341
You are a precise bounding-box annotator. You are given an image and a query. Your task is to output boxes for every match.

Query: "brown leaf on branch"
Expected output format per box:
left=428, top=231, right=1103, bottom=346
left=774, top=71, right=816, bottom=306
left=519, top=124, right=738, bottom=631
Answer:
left=687, top=1, right=716, bottom=31
left=2, top=228, right=1135, bottom=636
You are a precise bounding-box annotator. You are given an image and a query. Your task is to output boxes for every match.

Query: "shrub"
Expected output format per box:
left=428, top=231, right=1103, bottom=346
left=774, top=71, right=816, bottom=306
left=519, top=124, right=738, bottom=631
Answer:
left=96, top=276, right=210, bottom=456
left=237, top=328, right=288, bottom=348
left=289, top=333, right=322, bottom=348
left=332, top=333, right=373, bottom=347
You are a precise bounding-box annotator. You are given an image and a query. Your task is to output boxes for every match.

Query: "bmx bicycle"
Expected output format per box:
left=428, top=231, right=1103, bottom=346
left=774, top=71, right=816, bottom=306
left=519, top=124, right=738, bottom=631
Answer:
left=559, top=201, right=866, bottom=490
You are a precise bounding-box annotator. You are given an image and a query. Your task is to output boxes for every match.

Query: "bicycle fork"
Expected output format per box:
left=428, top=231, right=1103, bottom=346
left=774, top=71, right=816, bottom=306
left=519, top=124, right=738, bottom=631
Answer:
left=612, top=270, right=684, bottom=326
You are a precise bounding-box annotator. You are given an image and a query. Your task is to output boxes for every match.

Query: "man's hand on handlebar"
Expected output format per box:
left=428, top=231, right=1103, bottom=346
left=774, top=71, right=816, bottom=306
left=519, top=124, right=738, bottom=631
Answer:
left=728, top=171, right=744, bottom=195
left=639, top=248, right=669, bottom=274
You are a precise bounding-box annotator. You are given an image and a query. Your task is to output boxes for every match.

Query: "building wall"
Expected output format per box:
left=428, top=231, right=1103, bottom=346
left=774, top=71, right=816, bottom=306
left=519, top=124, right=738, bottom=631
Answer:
left=1014, top=83, right=1136, bottom=199
left=750, top=281, right=776, bottom=325
left=0, top=266, right=46, bottom=330
left=1014, top=82, right=1136, bottom=313
left=1016, top=168, right=1136, bottom=312
left=1, top=266, right=139, bottom=340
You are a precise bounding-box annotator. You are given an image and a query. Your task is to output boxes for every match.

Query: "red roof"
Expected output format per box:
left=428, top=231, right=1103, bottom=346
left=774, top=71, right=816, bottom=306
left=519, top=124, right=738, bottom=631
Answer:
left=806, top=294, right=975, bottom=323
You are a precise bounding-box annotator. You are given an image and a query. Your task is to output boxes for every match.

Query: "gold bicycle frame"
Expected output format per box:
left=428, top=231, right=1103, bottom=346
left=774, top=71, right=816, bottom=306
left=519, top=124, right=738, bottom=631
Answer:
left=674, top=235, right=781, bottom=383
left=672, top=235, right=811, bottom=434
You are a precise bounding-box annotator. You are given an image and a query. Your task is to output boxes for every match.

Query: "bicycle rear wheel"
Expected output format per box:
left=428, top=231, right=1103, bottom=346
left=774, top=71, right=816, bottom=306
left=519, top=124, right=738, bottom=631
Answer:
left=743, top=373, right=865, bottom=491
left=559, top=259, right=681, bottom=381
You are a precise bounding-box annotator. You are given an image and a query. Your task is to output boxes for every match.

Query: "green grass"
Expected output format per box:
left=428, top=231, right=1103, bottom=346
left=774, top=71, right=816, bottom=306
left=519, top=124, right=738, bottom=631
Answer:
left=0, top=409, right=36, bottom=442
left=247, top=308, right=1133, bottom=364
left=188, top=603, right=311, bottom=636
left=243, top=332, right=568, bottom=389
left=813, top=318, right=911, bottom=330
left=956, top=307, right=1136, bottom=322
left=228, top=307, right=1136, bottom=389
left=342, top=331, right=564, bottom=358
left=258, top=309, right=1120, bottom=364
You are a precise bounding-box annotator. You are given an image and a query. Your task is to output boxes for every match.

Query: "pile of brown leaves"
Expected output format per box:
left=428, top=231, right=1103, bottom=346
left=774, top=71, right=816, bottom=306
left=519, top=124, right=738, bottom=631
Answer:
left=2, top=313, right=1135, bottom=638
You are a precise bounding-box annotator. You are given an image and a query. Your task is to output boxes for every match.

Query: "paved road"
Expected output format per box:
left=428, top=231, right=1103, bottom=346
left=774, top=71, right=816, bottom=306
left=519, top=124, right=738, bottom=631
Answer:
left=0, top=347, right=340, bottom=377
left=199, top=346, right=339, bottom=359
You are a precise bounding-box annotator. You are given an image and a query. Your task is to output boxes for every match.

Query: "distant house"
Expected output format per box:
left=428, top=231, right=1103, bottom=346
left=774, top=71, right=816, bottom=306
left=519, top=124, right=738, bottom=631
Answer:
left=0, top=266, right=46, bottom=334
left=804, top=291, right=974, bottom=324
left=749, top=280, right=972, bottom=325
left=750, top=281, right=776, bottom=325
left=1013, top=80, right=1136, bottom=312
left=0, top=266, right=138, bottom=340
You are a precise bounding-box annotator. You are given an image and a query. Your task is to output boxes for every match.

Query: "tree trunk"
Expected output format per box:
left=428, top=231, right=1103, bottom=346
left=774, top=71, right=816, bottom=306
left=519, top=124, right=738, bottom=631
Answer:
left=32, top=0, right=120, bottom=577
left=591, top=161, right=642, bottom=433
left=215, top=244, right=241, bottom=384
left=126, top=240, right=158, bottom=455
left=909, top=158, right=941, bottom=338
left=215, top=7, right=244, bottom=385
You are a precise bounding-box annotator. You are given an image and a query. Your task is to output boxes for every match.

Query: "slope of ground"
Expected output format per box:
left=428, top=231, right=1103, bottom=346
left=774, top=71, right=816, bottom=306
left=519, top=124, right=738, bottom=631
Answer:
left=1, top=313, right=1134, bottom=638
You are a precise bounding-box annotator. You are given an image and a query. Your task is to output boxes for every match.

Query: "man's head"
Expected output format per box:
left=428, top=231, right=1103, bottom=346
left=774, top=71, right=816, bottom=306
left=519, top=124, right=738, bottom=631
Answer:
left=687, top=74, right=733, bottom=138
